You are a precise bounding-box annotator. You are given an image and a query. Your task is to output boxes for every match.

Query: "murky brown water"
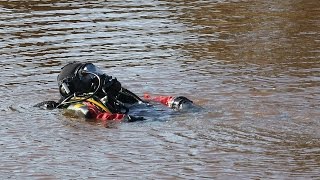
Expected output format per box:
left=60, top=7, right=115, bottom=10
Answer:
left=1, top=0, right=319, bottom=179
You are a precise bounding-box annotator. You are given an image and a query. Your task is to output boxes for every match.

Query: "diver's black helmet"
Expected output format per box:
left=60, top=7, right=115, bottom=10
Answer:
left=57, top=62, right=104, bottom=98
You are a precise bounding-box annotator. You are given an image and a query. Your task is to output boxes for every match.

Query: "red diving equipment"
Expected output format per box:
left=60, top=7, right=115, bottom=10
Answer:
left=144, top=93, right=194, bottom=110
left=144, top=93, right=174, bottom=107
left=84, top=101, right=125, bottom=122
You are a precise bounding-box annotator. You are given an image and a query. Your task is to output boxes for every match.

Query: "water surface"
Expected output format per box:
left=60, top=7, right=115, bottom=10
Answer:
left=0, top=0, right=319, bottom=179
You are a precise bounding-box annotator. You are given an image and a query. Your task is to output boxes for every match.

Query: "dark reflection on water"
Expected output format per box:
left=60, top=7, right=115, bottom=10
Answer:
left=0, top=0, right=319, bottom=179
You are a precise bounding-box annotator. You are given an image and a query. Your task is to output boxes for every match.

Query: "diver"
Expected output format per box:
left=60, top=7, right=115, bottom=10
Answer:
left=35, top=62, right=199, bottom=123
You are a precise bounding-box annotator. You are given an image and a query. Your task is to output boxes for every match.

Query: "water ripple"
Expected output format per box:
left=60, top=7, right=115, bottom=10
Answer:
left=0, top=0, right=319, bottom=179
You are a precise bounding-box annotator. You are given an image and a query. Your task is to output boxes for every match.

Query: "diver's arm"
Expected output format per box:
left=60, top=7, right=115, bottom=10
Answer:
left=143, top=93, right=202, bottom=111
left=117, top=88, right=146, bottom=104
